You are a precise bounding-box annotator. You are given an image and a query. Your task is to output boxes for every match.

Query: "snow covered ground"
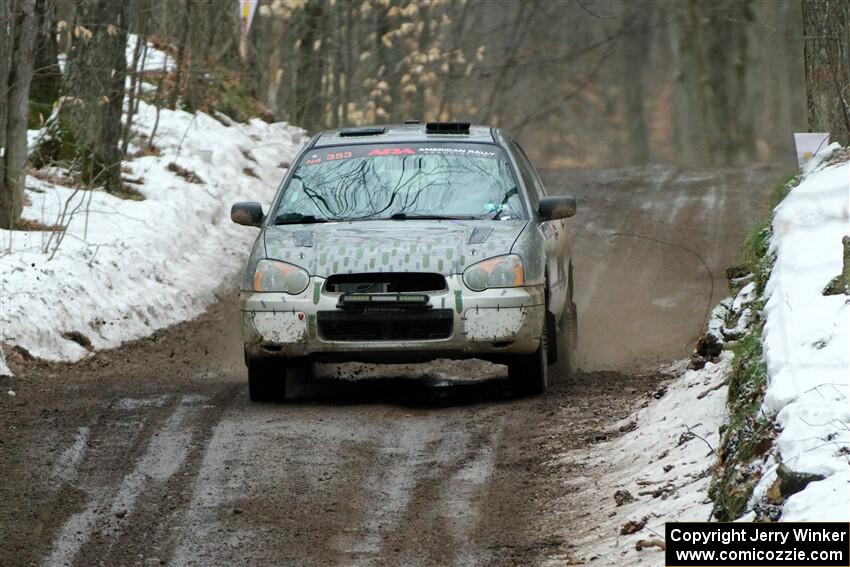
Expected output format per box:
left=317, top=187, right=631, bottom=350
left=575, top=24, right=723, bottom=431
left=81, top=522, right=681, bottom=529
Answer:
left=568, top=146, right=849, bottom=564
left=751, top=145, right=850, bottom=522
left=566, top=281, right=761, bottom=565
left=566, top=355, right=732, bottom=565
left=0, top=45, right=305, bottom=375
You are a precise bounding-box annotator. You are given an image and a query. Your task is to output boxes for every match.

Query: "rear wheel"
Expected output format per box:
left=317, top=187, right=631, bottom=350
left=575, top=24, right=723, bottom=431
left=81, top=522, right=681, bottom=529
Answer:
left=508, top=323, right=548, bottom=397
left=247, top=357, right=287, bottom=402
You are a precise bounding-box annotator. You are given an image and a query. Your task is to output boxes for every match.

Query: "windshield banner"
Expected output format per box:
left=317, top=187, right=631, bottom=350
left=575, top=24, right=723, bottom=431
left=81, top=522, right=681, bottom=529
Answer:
left=301, top=144, right=504, bottom=167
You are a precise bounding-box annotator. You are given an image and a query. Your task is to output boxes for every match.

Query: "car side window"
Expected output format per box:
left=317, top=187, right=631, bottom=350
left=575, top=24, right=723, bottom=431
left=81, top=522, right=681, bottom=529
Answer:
left=513, top=142, right=548, bottom=199
left=509, top=141, right=541, bottom=210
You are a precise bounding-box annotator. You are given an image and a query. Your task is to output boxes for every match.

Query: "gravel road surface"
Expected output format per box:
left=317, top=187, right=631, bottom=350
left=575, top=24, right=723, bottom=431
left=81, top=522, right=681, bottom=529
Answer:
left=0, top=165, right=784, bottom=566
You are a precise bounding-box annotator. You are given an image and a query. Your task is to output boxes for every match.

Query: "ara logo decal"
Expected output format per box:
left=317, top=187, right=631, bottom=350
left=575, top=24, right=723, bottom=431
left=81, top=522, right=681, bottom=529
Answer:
left=304, top=153, right=321, bottom=165
left=368, top=148, right=416, bottom=156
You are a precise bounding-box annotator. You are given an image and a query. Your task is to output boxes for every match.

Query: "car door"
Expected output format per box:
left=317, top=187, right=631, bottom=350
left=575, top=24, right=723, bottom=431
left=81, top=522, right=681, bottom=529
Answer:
left=510, top=141, right=570, bottom=319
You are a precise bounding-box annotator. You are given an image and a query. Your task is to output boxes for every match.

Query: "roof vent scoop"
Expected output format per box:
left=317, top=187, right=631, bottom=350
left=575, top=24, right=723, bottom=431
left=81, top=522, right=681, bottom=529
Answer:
left=425, top=121, right=470, bottom=134
left=339, top=127, right=386, bottom=137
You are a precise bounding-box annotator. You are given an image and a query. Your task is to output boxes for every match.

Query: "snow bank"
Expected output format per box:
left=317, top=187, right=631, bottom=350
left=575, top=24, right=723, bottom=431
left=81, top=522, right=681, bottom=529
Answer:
left=755, top=146, right=850, bottom=521
left=565, top=283, right=764, bottom=564
left=57, top=35, right=173, bottom=74
left=0, top=99, right=304, bottom=371
left=566, top=146, right=849, bottom=561
left=568, top=356, right=731, bottom=565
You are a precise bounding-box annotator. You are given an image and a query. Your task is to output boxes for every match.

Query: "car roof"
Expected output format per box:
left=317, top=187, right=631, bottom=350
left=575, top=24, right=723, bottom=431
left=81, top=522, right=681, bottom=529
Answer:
left=312, top=123, right=497, bottom=147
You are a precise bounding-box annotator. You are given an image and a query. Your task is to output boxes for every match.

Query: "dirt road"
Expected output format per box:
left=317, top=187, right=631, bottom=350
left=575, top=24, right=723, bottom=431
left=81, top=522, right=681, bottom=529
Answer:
left=0, top=165, right=784, bottom=566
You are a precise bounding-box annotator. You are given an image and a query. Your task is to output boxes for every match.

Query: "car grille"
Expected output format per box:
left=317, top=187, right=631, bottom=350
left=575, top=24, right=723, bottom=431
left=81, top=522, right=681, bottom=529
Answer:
left=324, top=272, right=447, bottom=293
left=317, top=309, right=453, bottom=341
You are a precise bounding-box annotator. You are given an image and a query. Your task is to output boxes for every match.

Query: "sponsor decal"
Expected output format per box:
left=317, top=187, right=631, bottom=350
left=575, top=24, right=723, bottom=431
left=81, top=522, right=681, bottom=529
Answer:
left=417, top=146, right=497, bottom=158
left=367, top=147, right=416, bottom=156
left=299, top=143, right=504, bottom=167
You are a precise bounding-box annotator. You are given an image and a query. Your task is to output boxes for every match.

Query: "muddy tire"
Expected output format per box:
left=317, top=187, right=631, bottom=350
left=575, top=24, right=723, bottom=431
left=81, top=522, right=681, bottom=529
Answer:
left=247, top=357, right=287, bottom=402
left=553, top=305, right=575, bottom=380
left=508, top=328, right=548, bottom=397
left=546, top=310, right=558, bottom=366
left=569, top=301, right=578, bottom=350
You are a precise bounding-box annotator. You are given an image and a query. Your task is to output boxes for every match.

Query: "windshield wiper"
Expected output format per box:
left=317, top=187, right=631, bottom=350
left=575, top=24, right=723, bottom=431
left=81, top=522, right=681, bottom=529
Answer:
left=490, top=187, right=520, bottom=220
left=273, top=213, right=330, bottom=225
left=389, top=213, right=478, bottom=221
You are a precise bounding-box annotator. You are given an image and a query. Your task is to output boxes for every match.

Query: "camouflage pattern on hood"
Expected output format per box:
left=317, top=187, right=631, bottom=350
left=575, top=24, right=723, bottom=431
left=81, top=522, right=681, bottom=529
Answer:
left=263, top=220, right=527, bottom=277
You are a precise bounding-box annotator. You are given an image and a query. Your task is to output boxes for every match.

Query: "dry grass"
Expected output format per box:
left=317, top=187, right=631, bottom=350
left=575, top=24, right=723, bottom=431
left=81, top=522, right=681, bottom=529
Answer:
left=13, top=218, right=62, bottom=232
left=167, top=162, right=205, bottom=184
left=26, top=165, right=81, bottom=189
left=127, top=145, right=161, bottom=159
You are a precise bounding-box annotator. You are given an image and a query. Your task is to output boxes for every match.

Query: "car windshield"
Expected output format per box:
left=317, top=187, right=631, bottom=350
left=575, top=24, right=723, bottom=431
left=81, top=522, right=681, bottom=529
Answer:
left=273, top=143, right=525, bottom=222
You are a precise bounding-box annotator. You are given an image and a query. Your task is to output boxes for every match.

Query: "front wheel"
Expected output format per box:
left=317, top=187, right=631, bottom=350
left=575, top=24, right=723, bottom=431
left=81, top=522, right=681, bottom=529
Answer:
left=553, top=304, right=575, bottom=380
left=247, top=356, right=287, bottom=402
left=508, top=328, right=548, bottom=397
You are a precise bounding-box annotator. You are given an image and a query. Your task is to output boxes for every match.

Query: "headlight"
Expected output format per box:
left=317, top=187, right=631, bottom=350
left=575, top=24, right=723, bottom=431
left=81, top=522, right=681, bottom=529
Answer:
left=463, top=254, right=525, bottom=291
left=253, top=259, right=310, bottom=294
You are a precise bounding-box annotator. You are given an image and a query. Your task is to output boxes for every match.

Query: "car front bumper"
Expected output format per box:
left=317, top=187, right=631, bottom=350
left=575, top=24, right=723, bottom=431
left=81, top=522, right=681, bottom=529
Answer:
left=240, top=275, right=545, bottom=363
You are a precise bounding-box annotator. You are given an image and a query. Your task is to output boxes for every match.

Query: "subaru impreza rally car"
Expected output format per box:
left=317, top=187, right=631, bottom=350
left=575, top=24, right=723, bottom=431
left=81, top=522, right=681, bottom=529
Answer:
left=231, top=122, right=578, bottom=401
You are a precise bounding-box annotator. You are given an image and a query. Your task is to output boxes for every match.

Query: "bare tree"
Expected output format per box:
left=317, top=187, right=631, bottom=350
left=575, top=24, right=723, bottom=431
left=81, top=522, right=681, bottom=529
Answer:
left=294, top=0, right=326, bottom=131
left=802, top=0, right=850, bottom=144
left=669, top=0, right=757, bottom=165
left=169, top=0, right=190, bottom=110
left=620, top=1, right=651, bottom=164
left=9, top=0, right=815, bottom=184
left=30, top=0, right=62, bottom=125
left=50, top=0, right=128, bottom=193
left=0, top=0, right=37, bottom=229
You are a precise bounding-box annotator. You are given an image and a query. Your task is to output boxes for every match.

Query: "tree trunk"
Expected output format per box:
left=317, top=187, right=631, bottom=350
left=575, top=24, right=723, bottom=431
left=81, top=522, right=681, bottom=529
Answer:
left=187, top=0, right=208, bottom=113
left=169, top=0, right=190, bottom=110
left=437, top=0, right=469, bottom=121
left=293, top=0, right=324, bottom=131
left=621, top=2, right=651, bottom=164
left=122, top=32, right=143, bottom=153
left=0, top=0, right=13, bottom=155
left=482, top=2, right=529, bottom=124
left=342, top=1, right=354, bottom=125
left=0, top=0, right=37, bottom=229
left=802, top=0, right=850, bottom=144
left=58, top=0, right=127, bottom=193
left=669, top=1, right=705, bottom=164
left=374, top=1, right=401, bottom=123
left=669, top=0, right=755, bottom=165
left=30, top=0, right=61, bottom=126
left=412, top=2, right=432, bottom=121
left=333, top=0, right=345, bottom=127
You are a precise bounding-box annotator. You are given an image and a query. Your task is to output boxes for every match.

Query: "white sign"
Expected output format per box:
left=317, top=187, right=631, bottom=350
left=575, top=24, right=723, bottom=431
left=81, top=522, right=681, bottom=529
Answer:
left=794, top=132, right=830, bottom=167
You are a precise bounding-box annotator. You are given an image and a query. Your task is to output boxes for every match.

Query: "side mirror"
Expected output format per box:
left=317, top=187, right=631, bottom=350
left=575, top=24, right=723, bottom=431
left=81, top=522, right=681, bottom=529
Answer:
left=231, top=202, right=264, bottom=227
left=538, top=196, right=576, bottom=221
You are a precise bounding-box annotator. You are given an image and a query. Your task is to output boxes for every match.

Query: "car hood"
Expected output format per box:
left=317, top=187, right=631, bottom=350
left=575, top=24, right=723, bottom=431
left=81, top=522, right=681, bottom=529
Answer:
left=263, top=220, right=527, bottom=277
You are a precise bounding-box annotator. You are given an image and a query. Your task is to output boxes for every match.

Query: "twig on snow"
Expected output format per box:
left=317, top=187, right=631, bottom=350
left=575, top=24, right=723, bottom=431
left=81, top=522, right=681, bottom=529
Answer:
left=635, top=538, right=666, bottom=551
left=684, top=424, right=716, bottom=456
left=697, top=379, right=728, bottom=399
